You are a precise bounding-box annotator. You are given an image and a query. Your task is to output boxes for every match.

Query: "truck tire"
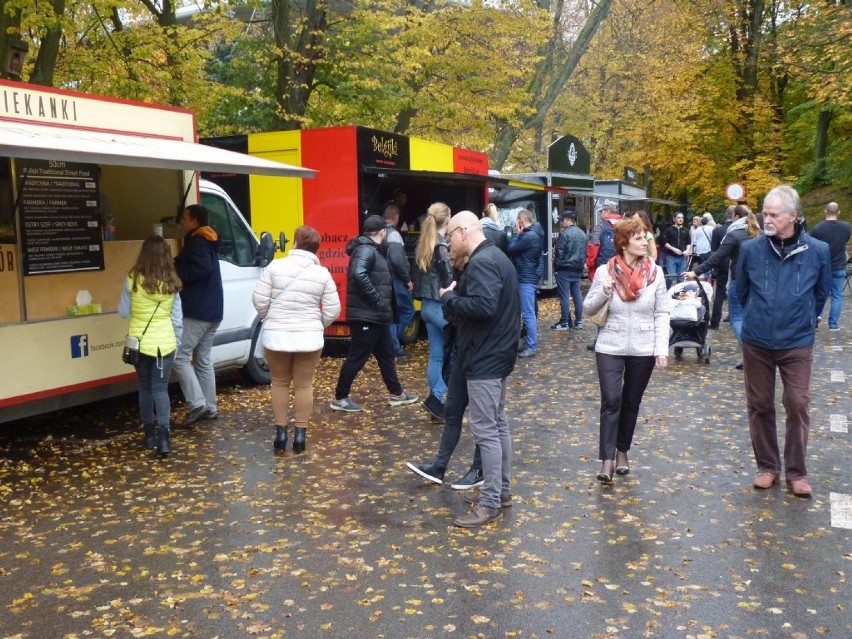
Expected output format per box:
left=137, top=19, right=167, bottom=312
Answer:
left=243, top=325, right=271, bottom=385
left=400, top=313, right=421, bottom=345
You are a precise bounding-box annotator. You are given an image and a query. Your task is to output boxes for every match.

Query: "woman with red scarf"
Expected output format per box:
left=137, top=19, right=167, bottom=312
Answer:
left=583, top=217, right=670, bottom=483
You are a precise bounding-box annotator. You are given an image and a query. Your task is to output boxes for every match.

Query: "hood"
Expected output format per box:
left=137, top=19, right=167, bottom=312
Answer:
left=191, top=225, right=219, bottom=242
left=603, top=213, right=621, bottom=226
left=346, top=235, right=379, bottom=256
left=727, top=217, right=748, bottom=234
left=480, top=218, right=501, bottom=231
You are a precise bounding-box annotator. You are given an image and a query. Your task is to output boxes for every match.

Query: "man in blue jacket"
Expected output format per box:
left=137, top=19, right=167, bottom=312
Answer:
left=507, top=209, right=544, bottom=357
left=736, top=185, right=831, bottom=498
left=174, top=204, right=224, bottom=426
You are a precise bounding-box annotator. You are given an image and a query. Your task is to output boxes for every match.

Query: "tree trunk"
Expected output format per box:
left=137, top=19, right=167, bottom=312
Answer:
left=813, top=108, right=832, bottom=186
left=490, top=0, right=614, bottom=170
left=28, top=0, right=66, bottom=86
left=0, top=2, right=23, bottom=81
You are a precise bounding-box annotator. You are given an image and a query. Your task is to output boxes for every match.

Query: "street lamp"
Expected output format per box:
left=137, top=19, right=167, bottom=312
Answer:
left=3, top=38, right=29, bottom=79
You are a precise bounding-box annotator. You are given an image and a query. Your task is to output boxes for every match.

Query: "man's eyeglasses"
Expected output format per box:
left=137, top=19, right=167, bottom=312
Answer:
left=446, top=226, right=466, bottom=241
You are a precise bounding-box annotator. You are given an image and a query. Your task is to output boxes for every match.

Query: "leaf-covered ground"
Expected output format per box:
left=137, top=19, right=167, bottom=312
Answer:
left=1, top=297, right=850, bottom=639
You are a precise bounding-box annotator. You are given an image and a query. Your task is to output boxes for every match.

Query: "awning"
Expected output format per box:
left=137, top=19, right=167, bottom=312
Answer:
left=0, top=121, right=315, bottom=179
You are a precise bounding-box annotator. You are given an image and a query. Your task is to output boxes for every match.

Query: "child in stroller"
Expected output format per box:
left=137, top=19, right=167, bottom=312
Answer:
left=669, top=280, right=713, bottom=363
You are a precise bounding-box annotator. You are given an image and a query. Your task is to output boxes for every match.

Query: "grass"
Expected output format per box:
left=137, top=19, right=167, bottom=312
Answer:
left=801, top=184, right=852, bottom=229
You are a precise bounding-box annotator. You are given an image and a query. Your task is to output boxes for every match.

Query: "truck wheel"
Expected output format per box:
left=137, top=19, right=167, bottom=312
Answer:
left=400, top=313, right=421, bottom=345
left=244, top=325, right=271, bottom=385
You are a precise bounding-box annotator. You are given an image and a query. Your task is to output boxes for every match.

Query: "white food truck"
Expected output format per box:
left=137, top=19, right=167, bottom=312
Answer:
left=0, top=79, right=314, bottom=424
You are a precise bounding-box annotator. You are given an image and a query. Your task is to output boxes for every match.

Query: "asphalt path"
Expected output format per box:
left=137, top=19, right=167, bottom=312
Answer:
left=1, top=297, right=849, bottom=639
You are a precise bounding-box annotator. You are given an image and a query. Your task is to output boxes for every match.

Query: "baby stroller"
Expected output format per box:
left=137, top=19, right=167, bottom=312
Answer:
left=669, top=279, right=713, bottom=363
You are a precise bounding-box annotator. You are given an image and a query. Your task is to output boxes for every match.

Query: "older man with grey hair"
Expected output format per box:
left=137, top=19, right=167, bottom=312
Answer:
left=810, top=202, right=851, bottom=331
left=736, top=185, right=831, bottom=497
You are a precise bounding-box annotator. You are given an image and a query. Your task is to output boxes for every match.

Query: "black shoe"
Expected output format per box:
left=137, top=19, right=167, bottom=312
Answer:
left=274, top=425, right=288, bottom=451
left=182, top=405, right=207, bottom=428
left=405, top=462, right=445, bottom=485
left=615, top=450, right=630, bottom=475
left=551, top=321, right=570, bottom=331
left=143, top=423, right=157, bottom=450
left=293, top=427, right=307, bottom=453
left=735, top=361, right=744, bottom=370
left=596, top=460, right=614, bottom=483
left=203, top=409, right=218, bottom=421
left=157, top=426, right=171, bottom=456
left=422, top=394, right=445, bottom=421
left=450, top=466, right=484, bottom=490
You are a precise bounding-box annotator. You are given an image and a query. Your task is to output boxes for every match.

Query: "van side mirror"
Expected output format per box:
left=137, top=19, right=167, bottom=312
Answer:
left=258, top=232, right=275, bottom=267
left=278, top=232, right=289, bottom=252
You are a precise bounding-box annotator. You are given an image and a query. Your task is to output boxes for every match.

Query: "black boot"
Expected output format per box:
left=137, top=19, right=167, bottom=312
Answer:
left=157, top=425, right=171, bottom=456
left=274, top=425, right=288, bottom=451
left=293, top=427, right=307, bottom=453
left=143, top=423, right=157, bottom=450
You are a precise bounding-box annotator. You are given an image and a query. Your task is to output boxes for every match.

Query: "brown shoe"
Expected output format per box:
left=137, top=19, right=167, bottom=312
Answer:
left=463, top=492, right=513, bottom=508
left=753, top=472, right=779, bottom=489
left=454, top=504, right=502, bottom=528
left=786, top=478, right=812, bottom=498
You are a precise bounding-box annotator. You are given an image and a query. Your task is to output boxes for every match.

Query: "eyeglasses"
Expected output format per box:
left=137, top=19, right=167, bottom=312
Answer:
left=446, top=226, right=466, bottom=241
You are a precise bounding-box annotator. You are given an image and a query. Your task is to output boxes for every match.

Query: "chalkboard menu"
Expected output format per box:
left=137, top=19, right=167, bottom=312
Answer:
left=17, top=160, right=104, bottom=275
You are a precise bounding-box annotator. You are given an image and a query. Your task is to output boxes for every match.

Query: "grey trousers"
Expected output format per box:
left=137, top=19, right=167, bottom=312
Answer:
left=467, top=378, right=511, bottom=509
left=173, top=318, right=220, bottom=412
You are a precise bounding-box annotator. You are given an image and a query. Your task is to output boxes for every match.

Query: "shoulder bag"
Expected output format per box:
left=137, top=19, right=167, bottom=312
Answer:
left=123, top=301, right=161, bottom=365
left=586, top=295, right=612, bottom=328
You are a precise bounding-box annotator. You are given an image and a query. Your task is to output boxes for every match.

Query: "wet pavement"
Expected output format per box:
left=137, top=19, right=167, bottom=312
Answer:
left=1, top=297, right=850, bottom=639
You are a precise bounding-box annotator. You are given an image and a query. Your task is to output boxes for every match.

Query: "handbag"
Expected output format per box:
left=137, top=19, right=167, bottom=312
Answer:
left=586, top=295, right=612, bottom=328
left=123, top=302, right=161, bottom=365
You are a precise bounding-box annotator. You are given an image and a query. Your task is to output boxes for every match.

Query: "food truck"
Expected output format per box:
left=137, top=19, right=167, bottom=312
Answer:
left=201, top=127, right=496, bottom=340
left=0, top=79, right=314, bottom=423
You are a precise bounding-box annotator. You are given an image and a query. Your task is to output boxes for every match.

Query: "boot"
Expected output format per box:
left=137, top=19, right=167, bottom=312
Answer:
left=157, top=425, right=171, bottom=456
left=274, top=425, right=288, bottom=451
left=293, top=427, right=307, bottom=453
left=143, top=423, right=157, bottom=450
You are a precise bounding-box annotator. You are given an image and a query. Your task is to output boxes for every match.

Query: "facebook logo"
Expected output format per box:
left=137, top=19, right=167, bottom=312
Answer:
left=70, top=334, right=89, bottom=358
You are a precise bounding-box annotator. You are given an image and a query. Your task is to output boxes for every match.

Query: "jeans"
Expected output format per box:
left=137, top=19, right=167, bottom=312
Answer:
left=665, top=254, right=687, bottom=288
left=434, top=364, right=481, bottom=473
left=518, top=282, right=538, bottom=351
left=595, top=353, right=656, bottom=461
left=467, top=378, right=511, bottom=509
left=823, top=269, right=846, bottom=329
left=420, top=299, right=447, bottom=399
left=173, top=318, right=220, bottom=412
left=335, top=322, right=403, bottom=400
left=742, top=343, right=813, bottom=479
left=727, top=281, right=743, bottom=345
left=555, top=271, right=583, bottom=325
left=390, top=279, right=415, bottom=354
left=136, top=351, right=175, bottom=429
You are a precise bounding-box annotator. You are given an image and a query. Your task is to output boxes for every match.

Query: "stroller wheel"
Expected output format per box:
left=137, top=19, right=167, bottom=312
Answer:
left=701, top=345, right=711, bottom=363
left=674, top=347, right=684, bottom=359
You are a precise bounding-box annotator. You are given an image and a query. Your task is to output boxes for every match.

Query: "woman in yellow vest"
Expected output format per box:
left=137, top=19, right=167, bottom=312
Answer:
left=119, top=236, right=183, bottom=455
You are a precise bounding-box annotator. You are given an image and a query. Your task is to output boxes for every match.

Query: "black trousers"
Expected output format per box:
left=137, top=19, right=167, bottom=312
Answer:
left=335, top=322, right=403, bottom=400
left=710, top=267, right=728, bottom=326
left=596, top=353, right=656, bottom=461
left=434, top=363, right=482, bottom=472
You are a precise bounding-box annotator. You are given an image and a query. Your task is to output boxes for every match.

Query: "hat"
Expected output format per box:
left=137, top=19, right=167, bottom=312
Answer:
left=600, top=198, right=618, bottom=212
left=558, top=210, right=577, bottom=221
left=362, top=215, right=386, bottom=235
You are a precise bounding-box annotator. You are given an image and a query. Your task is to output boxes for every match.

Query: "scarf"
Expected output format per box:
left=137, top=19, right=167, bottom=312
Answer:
left=609, top=255, right=657, bottom=302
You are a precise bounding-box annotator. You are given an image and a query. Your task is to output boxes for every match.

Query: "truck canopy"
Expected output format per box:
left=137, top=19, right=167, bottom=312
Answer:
left=0, top=121, right=315, bottom=179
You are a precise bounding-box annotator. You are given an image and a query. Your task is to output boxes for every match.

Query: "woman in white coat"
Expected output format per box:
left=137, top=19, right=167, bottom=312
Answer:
left=584, top=216, right=669, bottom=483
left=252, top=226, right=341, bottom=452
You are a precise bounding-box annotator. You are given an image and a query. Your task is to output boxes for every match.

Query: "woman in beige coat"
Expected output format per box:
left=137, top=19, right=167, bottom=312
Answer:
left=584, top=216, right=669, bottom=483
left=252, top=226, right=341, bottom=452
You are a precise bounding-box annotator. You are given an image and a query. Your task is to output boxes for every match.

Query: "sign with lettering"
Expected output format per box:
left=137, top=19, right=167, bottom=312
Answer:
left=17, top=159, right=105, bottom=275
left=356, top=127, right=410, bottom=170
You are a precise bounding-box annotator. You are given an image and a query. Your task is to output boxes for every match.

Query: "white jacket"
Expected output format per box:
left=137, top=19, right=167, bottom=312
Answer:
left=252, top=249, right=341, bottom=352
left=584, top=263, right=670, bottom=357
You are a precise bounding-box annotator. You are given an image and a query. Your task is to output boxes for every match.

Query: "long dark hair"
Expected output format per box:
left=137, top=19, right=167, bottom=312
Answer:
left=130, top=236, right=182, bottom=295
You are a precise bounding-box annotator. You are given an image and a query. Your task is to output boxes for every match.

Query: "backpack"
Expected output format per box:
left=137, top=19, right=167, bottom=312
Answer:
left=595, top=224, right=616, bottom=267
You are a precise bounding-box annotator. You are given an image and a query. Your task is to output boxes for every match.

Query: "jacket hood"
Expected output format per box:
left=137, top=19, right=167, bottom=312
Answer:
left=603, top=213, right=621, bottom=226
left=480, top=218, right=501, bottom=231
left=191, top=225, right=219, bottom=242
left=346, top=235, right=378, bottom=256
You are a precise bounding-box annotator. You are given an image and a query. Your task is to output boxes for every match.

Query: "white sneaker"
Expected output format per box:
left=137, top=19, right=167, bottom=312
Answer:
left=388, top=391, right=418, bottom=407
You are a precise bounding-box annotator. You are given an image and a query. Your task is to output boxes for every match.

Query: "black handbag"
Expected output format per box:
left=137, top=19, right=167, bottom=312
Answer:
left=123, top=302, right=161, bottom=365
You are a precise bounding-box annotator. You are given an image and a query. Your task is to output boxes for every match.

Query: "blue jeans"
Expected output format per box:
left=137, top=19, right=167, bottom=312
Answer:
left=390, top=279, right=415, bottom=354
left=728, top=281, right=743, bottom=345
left=555, top=271, right=583, bottom=324
left=823, top=269, right=846, bottom=329
left=665, top=254, right=687, bottom=288
left=420, top=299, right=447, bottom=399
left=136, top=351, right=175, bottom=429
left=519, top=282, right=538, bottom=351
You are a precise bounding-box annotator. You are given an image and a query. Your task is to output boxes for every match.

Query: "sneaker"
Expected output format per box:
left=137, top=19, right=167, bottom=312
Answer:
left=202, top=409, right=218, bottom=421
left=394, top=350, right=412, bottom=358
left=181, top=405, right=207, bottom=428
left=450, top=467, right=484, bottom=490
left=551, top=321, right=570, bottom=331
left=330, top=397, right=363, bottom=412
left=422, top=393, right=445, bottom=421
left=454, top=504, right=502, bottom=527
left=464, top=491, right=513, bottom=508
left=517, top=348, right=536, bottom=358
left=388, top=391, right=418, bottom=407
left=786, top=477, right=812, bottom=497
left=572, top=321, right=583, bottom=330
left=829, top=326, right=840, bottom=331
left=405, top=461, right=445, bottom=484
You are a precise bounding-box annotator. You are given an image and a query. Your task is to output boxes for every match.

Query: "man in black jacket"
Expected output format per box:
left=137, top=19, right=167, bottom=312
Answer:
left=441, top=211, right=520, bottom=527
left=708, top=205, right=736, bottom=328
left=383, top=205, right=415, bottom=357
left=330, top=215, right=418, bottom=412
left=552, top=210, right=587, bottom=330
left=173, top=204, right=223, bottom=426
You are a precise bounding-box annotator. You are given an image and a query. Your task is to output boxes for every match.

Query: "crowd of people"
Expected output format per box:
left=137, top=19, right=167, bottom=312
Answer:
left=119, top=187, right=846, bottom=523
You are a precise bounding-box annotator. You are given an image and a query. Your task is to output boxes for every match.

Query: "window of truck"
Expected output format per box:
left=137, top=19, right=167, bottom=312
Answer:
left=202, top=191, right=255, bottom=267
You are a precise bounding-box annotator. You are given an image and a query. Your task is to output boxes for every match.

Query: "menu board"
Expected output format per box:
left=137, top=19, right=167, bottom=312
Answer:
left=17, top=160, right=104, bottom=275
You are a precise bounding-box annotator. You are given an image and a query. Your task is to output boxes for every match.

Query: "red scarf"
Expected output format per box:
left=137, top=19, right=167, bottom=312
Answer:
left=608, top=255, right=657, bottom=302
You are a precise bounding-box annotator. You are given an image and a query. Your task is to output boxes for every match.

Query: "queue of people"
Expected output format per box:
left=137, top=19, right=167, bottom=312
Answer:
left=120, top=185, right=840, bottom=522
